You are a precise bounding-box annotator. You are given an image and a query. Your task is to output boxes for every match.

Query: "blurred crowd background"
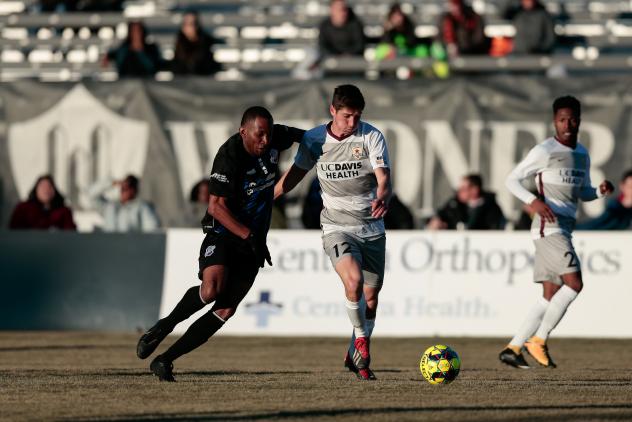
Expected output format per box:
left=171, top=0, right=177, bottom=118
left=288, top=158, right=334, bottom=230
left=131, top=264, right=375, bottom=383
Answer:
left=1, top=0, right=631, bottom=80
left=1, top=0, right=632, bottom=233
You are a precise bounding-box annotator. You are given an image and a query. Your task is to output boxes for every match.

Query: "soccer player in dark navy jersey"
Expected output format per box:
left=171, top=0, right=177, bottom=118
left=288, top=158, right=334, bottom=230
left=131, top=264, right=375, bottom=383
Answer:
left=136, top=106, right=304, bottom=381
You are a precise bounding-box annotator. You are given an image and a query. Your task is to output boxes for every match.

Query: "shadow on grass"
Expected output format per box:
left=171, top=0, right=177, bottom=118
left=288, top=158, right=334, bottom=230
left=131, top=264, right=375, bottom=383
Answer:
left=68, top=404, right=632, bottom=422
left=177, top=370, right=313, bottom=377
left=0, top=369, right=313, bottom=379
left=0, top=344, right=129, bottom=352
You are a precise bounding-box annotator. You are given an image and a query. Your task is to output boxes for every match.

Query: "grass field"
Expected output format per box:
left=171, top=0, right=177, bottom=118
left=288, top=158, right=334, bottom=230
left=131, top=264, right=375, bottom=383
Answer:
left=1, top=332, right=632, bottom=421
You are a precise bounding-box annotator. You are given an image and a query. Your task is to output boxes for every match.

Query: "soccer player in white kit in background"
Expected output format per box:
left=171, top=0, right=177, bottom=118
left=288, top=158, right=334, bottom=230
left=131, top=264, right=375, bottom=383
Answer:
left=275, top=85, right=391, bottom=380
left=499, top=96, right=614, bottom=369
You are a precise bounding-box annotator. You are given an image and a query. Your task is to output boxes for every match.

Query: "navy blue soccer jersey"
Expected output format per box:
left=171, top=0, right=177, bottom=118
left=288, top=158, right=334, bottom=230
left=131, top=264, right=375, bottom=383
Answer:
left=207, top=124, right=304, bottom=238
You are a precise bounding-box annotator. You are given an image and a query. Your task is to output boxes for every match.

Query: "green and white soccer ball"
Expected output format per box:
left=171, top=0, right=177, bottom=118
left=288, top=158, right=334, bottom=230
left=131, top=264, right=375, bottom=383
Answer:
left=419, top=344, right=461, bottom=385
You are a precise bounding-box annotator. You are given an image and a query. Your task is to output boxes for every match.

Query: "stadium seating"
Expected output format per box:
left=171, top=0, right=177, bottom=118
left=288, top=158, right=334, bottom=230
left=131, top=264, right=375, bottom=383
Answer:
left=1, top=0, right=631, bottom=80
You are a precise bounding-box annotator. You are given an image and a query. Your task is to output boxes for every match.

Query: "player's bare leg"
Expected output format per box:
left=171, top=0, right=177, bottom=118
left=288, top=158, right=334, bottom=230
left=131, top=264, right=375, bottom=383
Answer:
left=137, top=266, right=226, bottom=362
left=526, top=274, right=582, bottom=367
left=363, top=284, right=380, bottom=336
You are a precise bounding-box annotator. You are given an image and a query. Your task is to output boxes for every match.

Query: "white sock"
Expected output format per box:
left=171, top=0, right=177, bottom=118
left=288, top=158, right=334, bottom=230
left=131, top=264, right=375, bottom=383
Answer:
left=509, top=297, right=549, bottom=348
left=345, top=298, right=366, bottom=338
left=347, top=296, right=374, bottom=355
left=535, top=285, right=579, bottom=341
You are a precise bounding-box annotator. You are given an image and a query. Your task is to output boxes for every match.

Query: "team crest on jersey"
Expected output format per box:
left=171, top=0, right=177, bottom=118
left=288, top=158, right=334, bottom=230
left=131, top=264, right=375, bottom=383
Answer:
left=351, top=146, right=363, bottom=160
left=270, top=149, right=279, bottom=164
left=204, top=245, right=216, bottom=257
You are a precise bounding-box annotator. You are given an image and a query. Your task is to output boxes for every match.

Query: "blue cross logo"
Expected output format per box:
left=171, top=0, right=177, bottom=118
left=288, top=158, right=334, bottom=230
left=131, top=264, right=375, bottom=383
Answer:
left=245, top=291, right=283, bottom=328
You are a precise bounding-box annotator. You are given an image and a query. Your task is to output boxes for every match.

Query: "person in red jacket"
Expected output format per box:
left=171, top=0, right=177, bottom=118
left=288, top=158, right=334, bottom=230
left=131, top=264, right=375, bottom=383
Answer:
left=9, top=175, right=76, bottom=230
left=438, top=0, right=489, bottom=58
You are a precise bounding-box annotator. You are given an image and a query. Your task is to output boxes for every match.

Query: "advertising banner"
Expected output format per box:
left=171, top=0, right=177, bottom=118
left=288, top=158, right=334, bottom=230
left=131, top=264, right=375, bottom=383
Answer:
left=161, top=229, right=632, bottom=338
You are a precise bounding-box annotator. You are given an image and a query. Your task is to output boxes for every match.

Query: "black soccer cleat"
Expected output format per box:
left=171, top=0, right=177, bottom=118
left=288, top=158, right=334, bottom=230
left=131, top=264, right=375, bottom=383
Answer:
left=344, top=351, right=359, bottom=374
left=137, top=319, right=172, bottom=359
left=499, top=347, right=530, bottom=369
left=150, top=355, right=176, bottom=382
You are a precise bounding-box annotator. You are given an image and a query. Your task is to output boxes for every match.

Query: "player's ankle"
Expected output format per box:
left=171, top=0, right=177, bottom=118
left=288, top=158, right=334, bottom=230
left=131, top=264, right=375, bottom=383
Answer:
left=507, top=344, right=521, bottom=354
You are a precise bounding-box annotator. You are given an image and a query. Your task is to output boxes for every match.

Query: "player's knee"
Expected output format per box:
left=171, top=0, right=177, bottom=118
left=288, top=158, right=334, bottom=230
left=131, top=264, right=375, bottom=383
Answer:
left=562, top=272, right=583, bottom=293
left=212, top=306, right=236, bottom=321
left=344, top=284, right=362, bottom=302
left=343, top=272, right=363, bottom=292
left=569, top=280, right=583, bottom=293
left=200, top=282, right=222, bottom=303
left=365, top=296, right=377, bottom=308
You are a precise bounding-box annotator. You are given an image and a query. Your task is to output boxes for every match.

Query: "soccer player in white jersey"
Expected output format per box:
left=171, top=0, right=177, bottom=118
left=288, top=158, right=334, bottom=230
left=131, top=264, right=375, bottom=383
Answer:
left=274, top=85, right=391, bottom=380
left=499, top=96, right=614, bottom=369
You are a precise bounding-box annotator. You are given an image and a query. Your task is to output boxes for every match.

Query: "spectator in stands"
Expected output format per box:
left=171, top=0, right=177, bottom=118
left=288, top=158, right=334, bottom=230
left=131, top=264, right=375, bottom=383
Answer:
left=438, top=0, right=489, bottom=58
left=9, top=175, right=76, bottom=230
left=513, top=203, right=536, bottom=230
left=427, top=174, right=505, bottom=230
left=75, top=0, right=123, bottom=11
left=318, top=0, right=366, bottom=57
left=104, top=21, right=162, bottom=78
left=376, top=3, right=420, bottom=59
left=172, top=12, right=221, bottom=76
left=577, top=169, right=632, bottom=230
left=301, top=176, right=322, bottom=229
left=40, top=0, right=122, bottom=12
left=384, top=194, right=415, bottom=229
left=87, top=174, right=160, bottom=232
left=39, top=0, right=76, bottom=12
left=512, top=0, right=555, bottom=54
left=184, top=179, right=210, bottom=227
left=271, top=200, right=288, bottom=229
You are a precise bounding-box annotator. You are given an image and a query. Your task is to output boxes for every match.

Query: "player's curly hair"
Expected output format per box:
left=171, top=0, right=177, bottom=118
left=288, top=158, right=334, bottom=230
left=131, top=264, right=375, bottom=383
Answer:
left=553, top=95, right=581, bottom=117
left=332, top=84, right=365, bottom=111
left=240, top=106, right=273, bottom=127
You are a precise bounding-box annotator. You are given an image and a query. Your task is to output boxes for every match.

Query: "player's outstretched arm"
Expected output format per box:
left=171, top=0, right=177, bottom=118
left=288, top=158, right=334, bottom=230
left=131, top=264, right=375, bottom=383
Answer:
left=580, top=170, right=614, bottom=200
left=207, top=194, right=251, bottom=240
left=372, top=167, right=392, bottom=218
left=274, top=164, right=308, bottom=200
left=580, top=179, right=614, bottom=201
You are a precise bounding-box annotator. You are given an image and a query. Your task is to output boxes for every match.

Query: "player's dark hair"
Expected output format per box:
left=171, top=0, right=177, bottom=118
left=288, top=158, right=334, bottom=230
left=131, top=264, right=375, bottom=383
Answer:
left=27, top=174, right=65, bottom=209
left=240, top=106, right=273, bottom=127
left=621, top=169, right=632, bottom=183
left=553, top=95, right=581, bottom=117
left=124, top=174, right=139, bottom=192
left=464, top=174, right=483, bottom=190
left=332, top=84, right=365, bottom=111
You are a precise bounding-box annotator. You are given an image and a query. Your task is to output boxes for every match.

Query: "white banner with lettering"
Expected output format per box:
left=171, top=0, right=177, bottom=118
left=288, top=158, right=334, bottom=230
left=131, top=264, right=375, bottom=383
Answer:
left=161, top=229, right=631, bottom=337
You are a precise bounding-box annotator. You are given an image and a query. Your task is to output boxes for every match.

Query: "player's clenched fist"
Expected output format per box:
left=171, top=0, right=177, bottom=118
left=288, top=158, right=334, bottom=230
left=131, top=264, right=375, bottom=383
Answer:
left=599, top=180, right=614, bottom=196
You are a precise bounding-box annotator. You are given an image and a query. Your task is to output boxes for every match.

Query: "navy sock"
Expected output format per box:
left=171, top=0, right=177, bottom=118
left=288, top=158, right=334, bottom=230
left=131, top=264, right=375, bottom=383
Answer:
left=163, top=286, right=206, bottom=328
left=161, top=310, right=224, bottom=362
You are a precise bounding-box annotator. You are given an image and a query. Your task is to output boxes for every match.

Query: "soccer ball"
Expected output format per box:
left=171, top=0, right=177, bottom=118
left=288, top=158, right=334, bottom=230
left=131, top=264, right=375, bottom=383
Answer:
left=419, top=344, right=461, bottom=385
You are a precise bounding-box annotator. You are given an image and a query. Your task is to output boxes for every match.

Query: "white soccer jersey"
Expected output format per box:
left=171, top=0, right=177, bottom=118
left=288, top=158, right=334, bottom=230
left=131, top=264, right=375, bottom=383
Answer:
left=506, top=137, right=604, bottom=239
left=294, top=121, right=390, bottom=237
